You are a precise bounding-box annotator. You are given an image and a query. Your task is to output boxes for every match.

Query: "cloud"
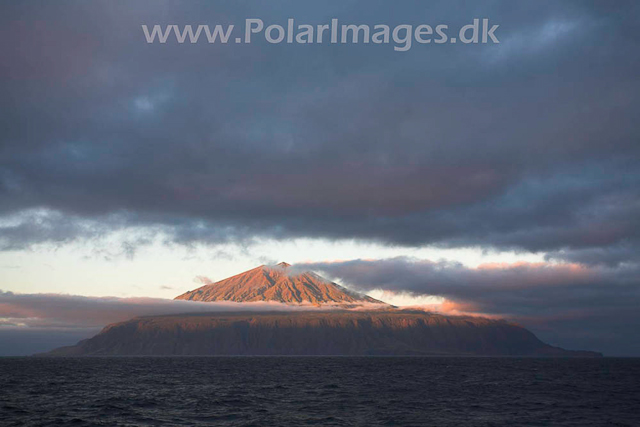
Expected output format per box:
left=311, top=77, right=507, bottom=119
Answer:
left=0, top=290, right=385, bottom=355
left=0, top=328, right=100, bottom=357
left=193, top=276, right=214, bottom=286
left=0, top=290, right=341, bottom=330
left=2, top=1, right=640, bottom=356
left=0, top=0, right=638, bottom=265
left=298, top=257, right=640, bottom=355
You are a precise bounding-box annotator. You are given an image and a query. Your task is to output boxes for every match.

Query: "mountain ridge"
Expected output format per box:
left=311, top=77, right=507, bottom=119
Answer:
left=174, top=262, right=385, bottom=305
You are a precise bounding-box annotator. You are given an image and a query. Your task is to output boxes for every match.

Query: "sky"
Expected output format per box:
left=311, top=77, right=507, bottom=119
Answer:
left=1, top=0, right=640, bottom=356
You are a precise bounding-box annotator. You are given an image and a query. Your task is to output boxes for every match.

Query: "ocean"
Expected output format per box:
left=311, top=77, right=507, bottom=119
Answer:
left=1, top=357, right=639, bottom=426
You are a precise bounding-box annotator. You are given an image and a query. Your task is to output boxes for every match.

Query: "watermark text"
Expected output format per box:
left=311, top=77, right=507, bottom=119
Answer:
left=142, top=18, right=499, bottom=51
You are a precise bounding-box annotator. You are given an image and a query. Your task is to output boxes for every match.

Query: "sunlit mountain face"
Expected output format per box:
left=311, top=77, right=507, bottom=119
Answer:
left=175, top=262, right=385, bottom=305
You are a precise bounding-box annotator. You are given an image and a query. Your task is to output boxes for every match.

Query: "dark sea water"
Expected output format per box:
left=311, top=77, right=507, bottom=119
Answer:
left=1, top=357, right=639, bottom=426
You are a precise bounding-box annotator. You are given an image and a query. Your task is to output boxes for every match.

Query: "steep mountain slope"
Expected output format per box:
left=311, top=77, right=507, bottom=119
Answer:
left=174, top=262, right=384, bottom=305
left=43, top=310, right=602, bottom=357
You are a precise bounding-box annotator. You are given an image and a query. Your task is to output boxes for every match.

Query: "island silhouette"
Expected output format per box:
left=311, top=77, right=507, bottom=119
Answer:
left=43, top=263, right=602, bottom=357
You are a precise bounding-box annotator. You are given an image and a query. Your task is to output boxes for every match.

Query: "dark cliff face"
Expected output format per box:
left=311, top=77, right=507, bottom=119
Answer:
left=43, top=310, right=601, bottom=357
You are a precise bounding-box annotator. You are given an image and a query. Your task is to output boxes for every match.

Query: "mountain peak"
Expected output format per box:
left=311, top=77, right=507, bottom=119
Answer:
left=175, top=263, right=385, bottom=305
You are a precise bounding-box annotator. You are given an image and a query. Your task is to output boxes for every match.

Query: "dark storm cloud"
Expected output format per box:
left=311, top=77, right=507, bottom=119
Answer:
left=1, top=0, right=640, bottom=264
left=299, top=258, right=640, bottom=356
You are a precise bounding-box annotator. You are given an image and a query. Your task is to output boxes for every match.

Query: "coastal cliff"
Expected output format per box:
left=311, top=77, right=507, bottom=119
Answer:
left=43, top=310, right=601, bottom=357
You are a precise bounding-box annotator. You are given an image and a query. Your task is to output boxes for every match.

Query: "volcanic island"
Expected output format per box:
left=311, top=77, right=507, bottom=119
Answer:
left=44, top=262, right=601, bottom=357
